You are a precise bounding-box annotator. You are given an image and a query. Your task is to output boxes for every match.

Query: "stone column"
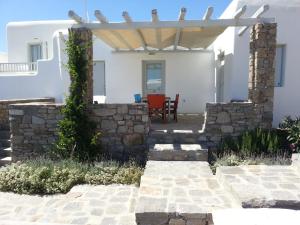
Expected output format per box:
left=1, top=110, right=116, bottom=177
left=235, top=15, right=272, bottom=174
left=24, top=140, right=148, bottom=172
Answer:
left=248, top=23, right=277, bottom=129
left=69, top=28, right=93, bottom=104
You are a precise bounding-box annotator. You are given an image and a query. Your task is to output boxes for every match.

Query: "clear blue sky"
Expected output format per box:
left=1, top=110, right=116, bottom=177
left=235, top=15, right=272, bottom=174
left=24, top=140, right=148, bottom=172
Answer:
left=0, top=0, right=231, bottom=52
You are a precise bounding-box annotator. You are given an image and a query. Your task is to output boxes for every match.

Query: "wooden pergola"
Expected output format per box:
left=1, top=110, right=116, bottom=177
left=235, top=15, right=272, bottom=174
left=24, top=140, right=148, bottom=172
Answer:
left=68, top=5, right=274, bottom=53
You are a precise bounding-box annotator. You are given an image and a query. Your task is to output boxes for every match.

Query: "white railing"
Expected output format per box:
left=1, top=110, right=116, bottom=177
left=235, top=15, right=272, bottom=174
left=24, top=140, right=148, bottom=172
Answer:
left=0, top=62, right=37, bottom=73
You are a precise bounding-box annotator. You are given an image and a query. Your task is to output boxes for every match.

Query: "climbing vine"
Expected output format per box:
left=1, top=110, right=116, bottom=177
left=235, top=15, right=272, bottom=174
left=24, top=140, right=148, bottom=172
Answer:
left=55, top=29, right=100, bottom=162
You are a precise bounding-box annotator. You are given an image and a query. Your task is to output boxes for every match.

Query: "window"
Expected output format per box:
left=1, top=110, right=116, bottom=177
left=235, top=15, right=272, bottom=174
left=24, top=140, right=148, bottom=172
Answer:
left=275, top=45, right=286, bottom=87
left=29, top=44, right=43, bottom=63
left=142, top=61, right=165, bottom=95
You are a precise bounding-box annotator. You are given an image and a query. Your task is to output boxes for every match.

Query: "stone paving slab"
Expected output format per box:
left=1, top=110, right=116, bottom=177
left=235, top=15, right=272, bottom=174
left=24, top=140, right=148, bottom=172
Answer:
left=135, top=161, right=240, bottom=225
left=148, top=144, right=208, bottom=161
left=213, top=208, right=300, bottom=225
left=0, top=184, right=138, bottom=225
left=217, top=165, right=300, bottom=209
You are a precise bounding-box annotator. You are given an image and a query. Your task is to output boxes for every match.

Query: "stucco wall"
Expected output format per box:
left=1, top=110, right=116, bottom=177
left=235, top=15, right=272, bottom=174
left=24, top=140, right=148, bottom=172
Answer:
left=93, top=38, right=215, bottom=113
left=7, top=21, right=74, bottom=62
left=213, top=0, right=300, bottom=126
left=0, top=30, right=69, bottom=102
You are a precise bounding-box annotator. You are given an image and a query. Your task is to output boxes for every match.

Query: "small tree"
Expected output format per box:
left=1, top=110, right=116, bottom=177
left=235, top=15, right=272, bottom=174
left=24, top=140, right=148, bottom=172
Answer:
left=56, top=28, right=100, bottom=162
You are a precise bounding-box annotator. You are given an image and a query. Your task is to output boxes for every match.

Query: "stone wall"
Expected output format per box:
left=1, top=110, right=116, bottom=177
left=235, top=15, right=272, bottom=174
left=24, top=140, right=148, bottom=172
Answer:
left=9, top=103, right=149, bottom=162
left=0, top=98, right=54, bottom=130
left=203, top=102, right=263, bottom=146
left=248, top=23, right=277, bottom=128
left=89, top=104, right=149, bottom=160
left=9, top=103, right=63, bottom=161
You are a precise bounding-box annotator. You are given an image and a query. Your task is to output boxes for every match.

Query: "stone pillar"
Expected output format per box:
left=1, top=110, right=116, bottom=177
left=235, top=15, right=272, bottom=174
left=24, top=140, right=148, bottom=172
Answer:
left=248, top=23, right=277, bottom=129
left=69, top=28, right=93, bottom=104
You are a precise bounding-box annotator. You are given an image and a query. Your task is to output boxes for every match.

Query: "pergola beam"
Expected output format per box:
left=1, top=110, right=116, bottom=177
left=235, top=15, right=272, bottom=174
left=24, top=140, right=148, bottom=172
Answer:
left=76, top=17, right=274, bottom=30
left=152, top=9, right=162, bottom=50
left=94, top=10, right=133, bottom=50
left=174, top=7, right=187, bottom=50
left=238, top=5, right=270, bottom=36
left=234, top=5, right=247, bottom=19
left=122, top=11, right=147, bottom=51
left=203, top=7, right=214, bottom=21
left=68, top=10, right=85, bottom=24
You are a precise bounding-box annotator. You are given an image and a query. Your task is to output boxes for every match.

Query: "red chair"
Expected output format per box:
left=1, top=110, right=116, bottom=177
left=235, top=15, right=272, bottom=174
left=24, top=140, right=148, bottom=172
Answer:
left=169, top=94, right=179, bottom=122
left=147, top=94, right=167, bottom=122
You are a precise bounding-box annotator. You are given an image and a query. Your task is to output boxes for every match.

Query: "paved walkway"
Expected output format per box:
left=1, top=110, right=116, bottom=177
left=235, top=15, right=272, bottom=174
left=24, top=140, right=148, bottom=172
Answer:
left=135, top=161, right=240, bottom=225
left=0, top=154, right=299, bottom=225
left=213, top=208, right=300, bottom=225
left=0, top=185, right=138, bottom=225
left=217, top=165, right=300, bottom=209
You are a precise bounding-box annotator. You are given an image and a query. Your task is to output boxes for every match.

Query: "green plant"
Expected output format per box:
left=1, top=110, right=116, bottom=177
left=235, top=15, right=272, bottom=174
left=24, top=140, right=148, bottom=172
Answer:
left=279, top=116, right=300, bottom=153
left=219, top=128, right=289, bottom=157
left=55, top=29, right=101, bottom=162
left=0, top=159, right=143, bottom=195
left=210, top=153, right=291, bottom=174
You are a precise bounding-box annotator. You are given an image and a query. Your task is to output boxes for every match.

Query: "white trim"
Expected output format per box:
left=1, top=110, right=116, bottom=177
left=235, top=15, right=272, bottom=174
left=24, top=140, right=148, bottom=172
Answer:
left=112, top=49, right=213, bottom=54
left=122, top=11, right=147, bottom=51
left=152, top=9, right=162, bottom=50
left=94, top=10, right=133, bottom=50
left=238, top=5, right=270, bottom=36
left=203, top=7, right=214, bottom=21
left=73, top=17, right=274, bottom=30
left=174, top=7, right=187, bottom=50
left=68, top=10, right=85, bottom=24
left=234, top=5, right=247, bottom=19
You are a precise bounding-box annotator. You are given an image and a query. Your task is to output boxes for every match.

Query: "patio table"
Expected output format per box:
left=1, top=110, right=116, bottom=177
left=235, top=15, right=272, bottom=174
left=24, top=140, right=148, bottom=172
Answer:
left=142, top=96, right=171, bottom=121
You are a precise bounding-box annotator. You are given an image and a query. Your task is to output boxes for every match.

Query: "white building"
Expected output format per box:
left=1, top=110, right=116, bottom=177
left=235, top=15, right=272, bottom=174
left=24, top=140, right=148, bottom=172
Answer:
left=0, top=0, right=299, bottom=126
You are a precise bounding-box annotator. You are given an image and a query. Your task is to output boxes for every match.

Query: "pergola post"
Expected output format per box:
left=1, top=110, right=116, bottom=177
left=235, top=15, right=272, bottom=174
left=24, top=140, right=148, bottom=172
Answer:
left=248, top=23, right=277, bottom=128
left=69, top=27, right=93, bottom=104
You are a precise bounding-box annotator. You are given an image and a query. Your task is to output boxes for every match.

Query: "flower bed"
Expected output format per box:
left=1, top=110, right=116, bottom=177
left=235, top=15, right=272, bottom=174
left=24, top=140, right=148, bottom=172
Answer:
left=0, top=159, right=143, bottom=195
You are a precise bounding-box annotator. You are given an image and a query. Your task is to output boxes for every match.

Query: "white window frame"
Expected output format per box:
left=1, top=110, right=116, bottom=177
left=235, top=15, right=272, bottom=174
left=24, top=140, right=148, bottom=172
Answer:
left=275, top=44, right=286, bottom=87
left=28, top=42, right=43, bottom=63
left=142, top=60, right=166, bottom=96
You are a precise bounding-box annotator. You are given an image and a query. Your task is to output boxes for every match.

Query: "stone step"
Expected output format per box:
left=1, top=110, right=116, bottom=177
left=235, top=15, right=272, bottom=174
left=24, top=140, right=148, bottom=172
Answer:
left=135, top=161, right=239, bottom=225
left=0, top=147, right=12, bottom=158
left=0, top=221, right=69, bottom=225
left=0, top=156, right=11, bottom=166
left=213, top=208, right=300, bottom=225
left=0, top=130, right=10, bottom=139
left=216, top=165, right=300, bottom=210
left=148, top=144, right=208, bottom=161
left=0, top=139, right=10, bottom=148
left=147, top=131, right=207, bottom=145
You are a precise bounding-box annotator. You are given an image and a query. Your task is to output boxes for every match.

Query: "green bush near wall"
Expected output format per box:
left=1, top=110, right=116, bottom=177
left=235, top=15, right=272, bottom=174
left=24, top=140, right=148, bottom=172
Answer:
left=279, top=116, right=300, bottom=153
left=218, top=128, right=291, bottom=157
left=55, top=29, right=101, bottom=162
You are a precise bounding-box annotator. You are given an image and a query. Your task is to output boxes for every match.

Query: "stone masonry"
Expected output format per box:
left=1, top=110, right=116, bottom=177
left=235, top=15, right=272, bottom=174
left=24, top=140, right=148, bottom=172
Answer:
left=203, top=102, right=263, bottom=146
left=9, top=103, right=149, bottom=162
left=0, top=98, right=54, bottom=130
left=9, top=103, right=63, bottom=161
left=89, top=103, right=150, bottom=160
left=249, top=23, right=277, bottom=129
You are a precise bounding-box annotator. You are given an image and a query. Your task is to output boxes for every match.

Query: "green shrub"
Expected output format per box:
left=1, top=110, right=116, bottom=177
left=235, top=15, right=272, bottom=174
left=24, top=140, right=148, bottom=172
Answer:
left=55, top=29, right=101, bottom=162
left=0, top=159, right=143, bottom=195
left=279, top=116, right=300, bottom=153
left=219, top=128, right=290, bottom=157
left=210, top=153, right=292, bottom=174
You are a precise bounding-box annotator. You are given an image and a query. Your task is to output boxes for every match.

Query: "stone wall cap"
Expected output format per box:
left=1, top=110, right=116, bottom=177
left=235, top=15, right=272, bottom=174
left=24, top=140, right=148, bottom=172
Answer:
left=0, top=97, right=55, bottom=104
left=9, top=102, right=64, bottom=107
